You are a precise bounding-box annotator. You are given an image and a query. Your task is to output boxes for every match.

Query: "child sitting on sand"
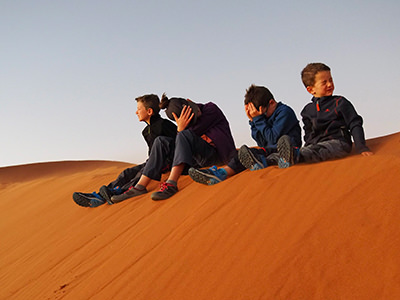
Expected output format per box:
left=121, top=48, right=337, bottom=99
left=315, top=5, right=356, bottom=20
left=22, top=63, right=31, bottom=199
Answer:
left=73, top=94, right=177, bottom=207
left=189, top=84, right=302, bottom=185
left=110, top=94, right=236, bottom=202
left=277, top=62, right=373, bottom=168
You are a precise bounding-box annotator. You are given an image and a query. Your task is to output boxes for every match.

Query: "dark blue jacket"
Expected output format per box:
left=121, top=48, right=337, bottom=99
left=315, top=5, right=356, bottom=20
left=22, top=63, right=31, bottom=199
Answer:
left=301, top=95, right=370, bottom=153
left=249, top=102, right=302, bottom=150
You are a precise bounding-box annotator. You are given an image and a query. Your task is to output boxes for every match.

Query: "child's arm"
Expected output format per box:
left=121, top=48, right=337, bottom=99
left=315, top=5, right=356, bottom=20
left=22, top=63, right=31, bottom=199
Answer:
left=173, top=105, right=194, bottom=132
left=300, top=104, right=314, bottom=145
left=251, top=106, right=298, bottom=148
left=340, top=98, right=372, bottom=154
left=302, top=117, right=313, bottom=145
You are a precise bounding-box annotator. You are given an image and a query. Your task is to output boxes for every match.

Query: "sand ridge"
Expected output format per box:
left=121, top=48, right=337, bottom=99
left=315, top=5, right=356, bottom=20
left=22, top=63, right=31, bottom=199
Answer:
left=0, top=133, right=399, bottom=299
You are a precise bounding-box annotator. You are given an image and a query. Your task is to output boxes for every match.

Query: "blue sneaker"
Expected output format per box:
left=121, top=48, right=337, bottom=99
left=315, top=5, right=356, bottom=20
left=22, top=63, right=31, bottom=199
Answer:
left=188, top=166, right=228, bottom=185
left=238, top=145, right=268, bottom=171
left=73, top=191, right=106, bottom=208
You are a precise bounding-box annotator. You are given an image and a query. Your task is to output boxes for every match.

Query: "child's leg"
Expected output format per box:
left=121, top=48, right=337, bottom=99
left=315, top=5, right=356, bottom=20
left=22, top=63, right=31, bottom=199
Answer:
left=172, top=130, right=219, bottom=168
left=141, top=136, right=175, bottom=181
left=152, top=130, right=219, bottom=200
left=109, top=136, right=175, bottom=203
left=106, top=163, right=146, bottom=193
left=135, top=174, right=152, bottom=188
left=300, top=140, right=352, bottom=163
left=226, top=150, right=246, bottom=174
left=167, top=164, right=185, bottom=182
left=238, top=146, right=270, bottom=171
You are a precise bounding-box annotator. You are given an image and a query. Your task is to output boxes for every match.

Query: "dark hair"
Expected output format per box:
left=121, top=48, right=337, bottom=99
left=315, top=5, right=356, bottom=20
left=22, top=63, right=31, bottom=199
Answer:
left=244, top=85, right=274, bottom=109
left=135, top=94, right=160, bottom=115
left=159, top=93, right=170, bottom=110
left=160, top=93, right=200, bottom=125
left=301, top=63, right=331, bottom=88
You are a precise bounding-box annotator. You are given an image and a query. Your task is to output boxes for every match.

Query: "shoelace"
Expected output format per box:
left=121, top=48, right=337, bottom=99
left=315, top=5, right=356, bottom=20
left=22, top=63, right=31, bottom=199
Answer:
left=126, top=186, right=135, bottom=193
left=159, top=182, right=172, bottom=192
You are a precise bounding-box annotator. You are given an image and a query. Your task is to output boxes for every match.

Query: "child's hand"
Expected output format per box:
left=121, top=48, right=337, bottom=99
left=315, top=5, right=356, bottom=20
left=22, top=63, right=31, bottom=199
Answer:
left=361, top=151, right=374, bottom=156
left=173, top=105, right=194, bottom=132
left=246, top=102, right=263, bottom=120
left=244, top=104, right=253, bottom=121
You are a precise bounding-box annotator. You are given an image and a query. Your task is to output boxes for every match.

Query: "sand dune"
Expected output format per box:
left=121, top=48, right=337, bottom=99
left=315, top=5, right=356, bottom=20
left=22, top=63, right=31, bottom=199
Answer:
left=1, top=133, right=399, bottom=300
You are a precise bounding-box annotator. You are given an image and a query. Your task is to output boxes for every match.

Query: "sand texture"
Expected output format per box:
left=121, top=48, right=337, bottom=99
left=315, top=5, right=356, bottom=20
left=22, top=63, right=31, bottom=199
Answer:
left=1, top=133, right=400, bottom=300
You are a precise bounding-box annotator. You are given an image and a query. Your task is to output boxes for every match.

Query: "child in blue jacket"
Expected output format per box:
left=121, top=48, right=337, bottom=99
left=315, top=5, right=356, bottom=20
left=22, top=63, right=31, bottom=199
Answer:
left=189, top=85, right=301, bottom=185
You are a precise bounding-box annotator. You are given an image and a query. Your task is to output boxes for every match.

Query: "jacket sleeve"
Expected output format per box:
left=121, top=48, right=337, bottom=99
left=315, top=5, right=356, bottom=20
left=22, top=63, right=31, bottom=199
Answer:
left=339, top=98, right=370, bottom=153
left=250, top=106, right=297, bottom=148
left=301, top=104, right=313, bottom=145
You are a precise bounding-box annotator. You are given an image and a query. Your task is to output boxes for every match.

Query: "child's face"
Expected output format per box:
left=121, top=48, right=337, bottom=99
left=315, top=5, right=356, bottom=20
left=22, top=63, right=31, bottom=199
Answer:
left=136, top=101, right=152, bottom=123
left=307, top=71, right=335, bottom=98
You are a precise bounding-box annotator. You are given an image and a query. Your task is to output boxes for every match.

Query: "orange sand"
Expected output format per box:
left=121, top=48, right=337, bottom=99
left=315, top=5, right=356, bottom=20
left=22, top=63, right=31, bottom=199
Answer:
left=1, top=133, right=399, bottom=300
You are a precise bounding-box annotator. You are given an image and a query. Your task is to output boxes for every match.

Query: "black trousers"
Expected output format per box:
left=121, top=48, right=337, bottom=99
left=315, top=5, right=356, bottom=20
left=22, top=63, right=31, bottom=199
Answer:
left=172, top=129, right=220, bottom=168
left=107, top=163, right=146, bottom=193
left=107, top=136, right=175, bottom=191
left=300, top=139, right=352, bottom=163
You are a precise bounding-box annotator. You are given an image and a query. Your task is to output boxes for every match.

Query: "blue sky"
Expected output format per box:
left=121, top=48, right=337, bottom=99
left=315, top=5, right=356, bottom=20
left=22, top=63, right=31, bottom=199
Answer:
left=1, top=0, right=399, bottom=167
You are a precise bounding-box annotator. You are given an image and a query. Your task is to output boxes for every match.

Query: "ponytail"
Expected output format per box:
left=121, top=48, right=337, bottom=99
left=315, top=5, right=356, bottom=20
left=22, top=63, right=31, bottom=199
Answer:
left=160, top=93, right=169, bottom=109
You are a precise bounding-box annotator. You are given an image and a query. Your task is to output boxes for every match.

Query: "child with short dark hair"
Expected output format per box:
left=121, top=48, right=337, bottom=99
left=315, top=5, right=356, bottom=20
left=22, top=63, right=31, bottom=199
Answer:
left=277, top=62, right=373, bottom=168
left=72, top=94, right=177, bottom=207
left=188, top=84, right=302, bottom=185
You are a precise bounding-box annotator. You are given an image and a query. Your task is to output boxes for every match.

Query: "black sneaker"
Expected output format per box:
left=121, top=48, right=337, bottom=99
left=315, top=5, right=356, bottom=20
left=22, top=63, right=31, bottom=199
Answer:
left=188, top=166, right=227, bottom=185
left=73, top=192, right=106, bottom=208
left=277, top=135, right=294, bottom=168
left=110, top=186, right=148, bottom=203
left=151, top=182, right=178, bottom=201
left=238, top=145, right=267, bottom=170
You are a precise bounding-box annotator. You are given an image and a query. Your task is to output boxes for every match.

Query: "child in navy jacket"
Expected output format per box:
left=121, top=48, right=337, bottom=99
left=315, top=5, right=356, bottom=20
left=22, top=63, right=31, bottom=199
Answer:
left=278, top=62, right=373, bottom=167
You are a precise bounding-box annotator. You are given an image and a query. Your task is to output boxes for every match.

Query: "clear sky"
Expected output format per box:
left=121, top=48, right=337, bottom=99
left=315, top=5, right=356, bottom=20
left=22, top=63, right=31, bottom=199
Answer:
left=1, top=0, right=399, bottom=167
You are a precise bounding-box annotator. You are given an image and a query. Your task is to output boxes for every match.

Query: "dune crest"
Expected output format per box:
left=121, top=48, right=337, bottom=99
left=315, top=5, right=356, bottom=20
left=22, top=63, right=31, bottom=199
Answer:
left=1, top=133, right=399, bottom=300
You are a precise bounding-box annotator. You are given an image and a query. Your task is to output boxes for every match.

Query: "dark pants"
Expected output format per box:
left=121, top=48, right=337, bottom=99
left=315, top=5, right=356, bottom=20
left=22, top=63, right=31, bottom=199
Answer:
left=107, top=163, right=146, bottom=193
left=300, top=139, right=352, bottom=163
left=172, top=129, right=220, bottom=169
left=141, top=136, right=175, bottom=181
left=227, top=147, right=278, bottom=173
left=107, top=136, right=175, bottom=191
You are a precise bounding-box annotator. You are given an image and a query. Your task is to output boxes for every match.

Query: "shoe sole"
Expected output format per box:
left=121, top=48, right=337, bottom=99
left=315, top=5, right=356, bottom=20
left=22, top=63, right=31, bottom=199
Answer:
left=73, top=192, right=104, bottom=208
left=151, top=187, right=178, bottom=201
left=238, top=145, right=264, bottom=170
left=277, top=135, right=293, bottom=168
left=188, top=168, right=221, bottom=185
left=73, top=192, right=91, bottom=207
left=151, top=192, right=168, bottom=201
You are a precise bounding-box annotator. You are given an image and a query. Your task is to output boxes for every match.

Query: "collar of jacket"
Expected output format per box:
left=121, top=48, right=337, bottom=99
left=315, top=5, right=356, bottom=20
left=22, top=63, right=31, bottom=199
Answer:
left=147, top=113, right=161, bottom=125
